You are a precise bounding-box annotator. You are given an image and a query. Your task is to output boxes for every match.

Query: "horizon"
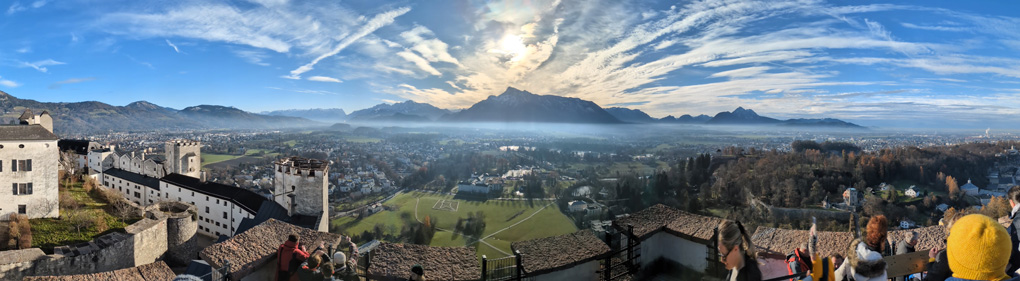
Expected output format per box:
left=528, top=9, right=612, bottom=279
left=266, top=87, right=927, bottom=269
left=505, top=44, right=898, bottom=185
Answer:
left=1, top=0, right=1020, bottom=128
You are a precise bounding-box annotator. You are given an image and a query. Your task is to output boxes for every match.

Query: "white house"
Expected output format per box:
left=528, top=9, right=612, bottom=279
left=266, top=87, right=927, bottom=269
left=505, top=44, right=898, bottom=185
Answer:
left=568, top=200, right=588, bottom=212
left=0, top=110, right=59, bottom=220
left=900, top=220, right=916, bottom=229
left=905, top=186, right=920, bottom=198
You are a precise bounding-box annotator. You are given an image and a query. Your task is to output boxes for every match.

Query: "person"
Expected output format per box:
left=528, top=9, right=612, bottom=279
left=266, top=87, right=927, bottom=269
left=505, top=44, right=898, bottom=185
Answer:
left=895, top=231, right=918, bottom=281
left=806, top=223, right=836, bottom=281
left=787, top=243, right=813, bottom=281
left=944, top=214, right=1020, bottom=281
left=409, top=264, right=426, bottom=281
left=320, top=262, right=336, bottom=281
left=1007, top=185, right=1020, bottom=276
left=277, top=233, right=325, bottom=281
left=831, top=253, right=844, bottom=270
left=297, top=255, right=324, bottom=281
left=925, top=209, right=969, bottom=281
left=718, top=220, right=761, bottom=281
left=835, top=215, right=888, bottom=281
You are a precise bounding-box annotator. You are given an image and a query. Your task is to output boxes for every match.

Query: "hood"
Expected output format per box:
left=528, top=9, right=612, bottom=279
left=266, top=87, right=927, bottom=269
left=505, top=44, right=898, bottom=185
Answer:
left=848, top=239, right=887, bottom=280
left=282, top=240, right=299, bottom=249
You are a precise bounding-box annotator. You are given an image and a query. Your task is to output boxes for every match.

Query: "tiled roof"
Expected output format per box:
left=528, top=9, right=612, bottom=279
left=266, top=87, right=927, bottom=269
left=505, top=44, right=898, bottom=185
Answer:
left=199, top=219, right=343, bottom=280
left=105, top=168, right=161, bottom=190
left=0, top=125, right=58, bottom=141
left=368, top=243, right=480, bottom=281
left=162, top=173, right=272, bottom=214
left=665, top=211, right=722, bottom=242
left=612, top=204, right=683, bottom=238
left=22, top=261, right=175, bottom=281
left=752, top=225, right=947, bottom=257
left=512, top=230, right=610, bottom=275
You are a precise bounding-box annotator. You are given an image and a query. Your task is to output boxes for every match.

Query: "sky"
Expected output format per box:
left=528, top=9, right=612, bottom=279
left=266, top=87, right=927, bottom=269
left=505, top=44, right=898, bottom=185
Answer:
left=2, top=0, right=1020, bottom=128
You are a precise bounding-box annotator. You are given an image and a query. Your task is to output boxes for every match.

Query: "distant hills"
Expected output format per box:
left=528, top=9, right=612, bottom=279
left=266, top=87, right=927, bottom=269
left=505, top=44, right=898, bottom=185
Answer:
left=262, top=108, right=347, bottom=123
left=0, top=91, right=317, bottom=135
left=0, top=88, right=863, bottom=135
left=443, top=87, right=621, bottom=123
left=347, top=100, right=450, bottom=122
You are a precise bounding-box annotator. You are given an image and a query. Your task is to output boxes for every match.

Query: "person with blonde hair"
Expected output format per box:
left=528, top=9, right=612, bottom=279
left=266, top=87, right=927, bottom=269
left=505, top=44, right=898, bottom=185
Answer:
left=718, top=219, right=761, bottom=281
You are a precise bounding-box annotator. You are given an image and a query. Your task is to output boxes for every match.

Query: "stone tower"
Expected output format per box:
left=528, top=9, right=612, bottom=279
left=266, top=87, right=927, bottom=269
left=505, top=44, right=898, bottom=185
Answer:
left=274, top=157, right=329, bottom=232
left=165, top=140, right=201, bottom=179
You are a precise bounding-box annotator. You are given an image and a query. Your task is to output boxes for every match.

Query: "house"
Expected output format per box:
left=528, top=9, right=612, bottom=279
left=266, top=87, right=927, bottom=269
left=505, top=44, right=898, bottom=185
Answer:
left=1, top=110, right=59, bottom=220
left=962, top=179, right=980, bottom=196
left=879, top=182, right=890, bottom=191
left=843, top=188, right=862, bottom=208
left=900, top=220, right=916, bottom=229
left=905, top=186, right=920, bottom=198
left=568, top=200, right=588, bottom=212
left=936, top=203, right=950, bottom=212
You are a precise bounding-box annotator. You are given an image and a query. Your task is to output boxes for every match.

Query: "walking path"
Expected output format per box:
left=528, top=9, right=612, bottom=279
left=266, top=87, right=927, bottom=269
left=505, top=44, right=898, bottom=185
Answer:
left=413, top=197, right=553, bottom=257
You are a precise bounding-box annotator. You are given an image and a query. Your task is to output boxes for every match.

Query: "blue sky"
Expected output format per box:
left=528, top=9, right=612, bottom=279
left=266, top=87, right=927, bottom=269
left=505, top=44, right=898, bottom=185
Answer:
left=2, top=0, right=1020, bottom=128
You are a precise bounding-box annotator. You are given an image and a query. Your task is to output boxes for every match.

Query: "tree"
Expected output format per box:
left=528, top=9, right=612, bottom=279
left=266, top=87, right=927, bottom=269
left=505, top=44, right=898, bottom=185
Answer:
left=6, top=214, right=31, bottom=250
left=66, top=210, right=95, bottom=237
left=947, top=176, right=961, bottom=201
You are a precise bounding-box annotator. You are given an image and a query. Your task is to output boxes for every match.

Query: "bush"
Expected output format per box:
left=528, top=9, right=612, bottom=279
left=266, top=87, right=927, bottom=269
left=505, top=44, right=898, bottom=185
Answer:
left=6, top=214, right=32, bottom=250
left=60, top=192, right=82, bottom=210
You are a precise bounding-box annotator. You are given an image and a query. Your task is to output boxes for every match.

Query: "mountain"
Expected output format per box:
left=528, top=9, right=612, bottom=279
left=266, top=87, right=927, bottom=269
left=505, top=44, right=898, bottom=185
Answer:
left=660, top=114, right=712, bottom=123
left=0, top=90, right=318, bottom=135
left=706, top=107, right=781, bottom=124
left=781, top=118, right=865, bottom=128
left=262, top=108, right=347, bottom=123
left=347, top=100, right=450, bottom=122
left=444, top=87, right=622, bottom=123
left=605, top=107, right=655, bottom=123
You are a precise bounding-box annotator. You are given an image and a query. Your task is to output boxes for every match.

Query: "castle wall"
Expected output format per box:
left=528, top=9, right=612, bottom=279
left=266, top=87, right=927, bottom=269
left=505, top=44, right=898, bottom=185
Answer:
left=0, top=212, right=170, bottom=280
left=275, top=165, right=328, bottom=231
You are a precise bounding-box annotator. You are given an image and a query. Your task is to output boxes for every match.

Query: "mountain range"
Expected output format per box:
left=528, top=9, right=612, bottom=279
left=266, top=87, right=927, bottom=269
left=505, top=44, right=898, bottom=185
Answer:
left=0, top=91, right=316, bottom=135
left=262, top=108, right=347, bottom=123
left=0, top=87, right=863, bottom=136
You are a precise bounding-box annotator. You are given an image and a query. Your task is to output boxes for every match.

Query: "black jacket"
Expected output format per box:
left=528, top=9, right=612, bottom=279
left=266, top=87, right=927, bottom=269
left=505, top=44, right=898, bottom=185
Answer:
left=1009, top=212, right=1020, bottom=276
left=923, top=249, right=950, bottom=281
left=726, top=256, right=763, bottom=281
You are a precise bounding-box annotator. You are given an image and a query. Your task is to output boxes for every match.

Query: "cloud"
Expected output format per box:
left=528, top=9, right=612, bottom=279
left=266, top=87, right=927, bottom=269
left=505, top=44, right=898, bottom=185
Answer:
left=286, top=6, right=410, bottom=79
left=900, top=22, right=968, bottom=32
left=165, top=39, right=181, bottom=53
left=233, top=49, right=270, bottom=66
left=7, top=0, right=46, bottom=15
left=396, top=50, right=443, bottom=76
left=399, top=25, right=462, bottom=66
left=380, top=99, right=400, bottom=104
left=266, top=86, right=337, bottom=95
left=0, top=76, right=21, bottom=88
left=307, top=76, right=342, bottom=83
left=125, top=55, right=154, bottom=69
left=19, top=59, right=65, bottom=73
left=49, top=77, right=97, bottom=89
left=15, top=47, right=31, bottom=53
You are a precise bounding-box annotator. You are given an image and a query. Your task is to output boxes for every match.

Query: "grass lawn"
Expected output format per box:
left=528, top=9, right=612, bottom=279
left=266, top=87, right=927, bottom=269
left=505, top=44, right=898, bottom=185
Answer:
left=332, top=192, right=577, bottom=259
left=201, top=153, right=243, bottom=166
left=30, top=182, right=134, bottom=252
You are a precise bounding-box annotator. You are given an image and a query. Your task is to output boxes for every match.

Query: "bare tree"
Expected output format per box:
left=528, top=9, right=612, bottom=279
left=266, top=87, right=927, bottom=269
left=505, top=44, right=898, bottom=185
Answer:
left=65, top=210, right=95, bottom=237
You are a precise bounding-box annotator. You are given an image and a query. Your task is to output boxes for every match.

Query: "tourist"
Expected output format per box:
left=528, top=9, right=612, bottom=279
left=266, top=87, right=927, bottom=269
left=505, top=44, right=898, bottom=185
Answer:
left=925, top=208, right=970, bottom=281
left=718, top=220, right=761, bottom=281
left=320, top=262, right=336, bottom=281
left=830, top=253, right=844, bottom=270
left=333, top=251, right=347, bottom=270
left=805, top=224, right=836, bottom=281
left=943, top=214, right=1018, bottom=281
left=895, top=231, right=918, bottom=281
left=834, top=215, right=888, bottom=281
left=1007, top=185, right=1020, bottom=275
left=409, top=264, right=426, bottom=281
left=297, top=255, right=324, bottom=281
left=277, top=233, right=325, bottom=281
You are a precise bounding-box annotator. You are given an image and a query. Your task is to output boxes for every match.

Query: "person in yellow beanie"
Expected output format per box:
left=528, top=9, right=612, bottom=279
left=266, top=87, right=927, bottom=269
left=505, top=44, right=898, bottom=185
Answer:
left=946, top=214, right=1019, bottom=281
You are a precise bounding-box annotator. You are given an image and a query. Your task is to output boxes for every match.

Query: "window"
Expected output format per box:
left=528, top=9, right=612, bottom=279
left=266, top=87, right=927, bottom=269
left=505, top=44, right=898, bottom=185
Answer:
left=12, top=183, right=17, bottom=195
left=205, top=206, right=209, bottom=213
left=223, top=212, right=227, bottom=219
left=18, top=205, right=26, bottom=214
left=24, top=159, right=31, bottom=171
left=134, top=192, right=140, bottom=199
left=216, top=222, right=220, bottom=227
left=1, top=160, right=3, bottom=172
left=11, top=159, right=16, bottom=172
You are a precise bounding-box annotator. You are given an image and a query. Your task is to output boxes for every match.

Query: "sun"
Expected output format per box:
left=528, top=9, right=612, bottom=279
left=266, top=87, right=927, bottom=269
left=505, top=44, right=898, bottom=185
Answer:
left=495, top=34, right=528, bottom=62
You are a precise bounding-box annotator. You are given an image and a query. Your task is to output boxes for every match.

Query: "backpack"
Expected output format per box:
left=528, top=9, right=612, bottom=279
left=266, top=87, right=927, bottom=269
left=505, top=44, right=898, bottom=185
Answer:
left=786, top=249, right=811, bottom=281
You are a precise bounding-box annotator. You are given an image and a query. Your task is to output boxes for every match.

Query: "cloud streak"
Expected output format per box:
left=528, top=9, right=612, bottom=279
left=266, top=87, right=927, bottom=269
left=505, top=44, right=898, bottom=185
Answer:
left=286, top=6, right=410, bottom=79
left=49, top=77, right=97, bottom=89
left=165, top=39, right=181, bottom=53
left=19, top=59, right=65, bottom=73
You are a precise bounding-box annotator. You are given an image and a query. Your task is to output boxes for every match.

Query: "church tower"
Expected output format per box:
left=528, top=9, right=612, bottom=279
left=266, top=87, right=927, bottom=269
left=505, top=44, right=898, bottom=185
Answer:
left=274, top=157, right=329, bottom=232
left=165, top=140, right=201, bottom=179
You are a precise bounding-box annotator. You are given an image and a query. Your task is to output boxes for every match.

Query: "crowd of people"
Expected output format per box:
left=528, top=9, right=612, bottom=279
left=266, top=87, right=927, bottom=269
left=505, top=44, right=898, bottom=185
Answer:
left=718, top=185, right=1020, bottom=281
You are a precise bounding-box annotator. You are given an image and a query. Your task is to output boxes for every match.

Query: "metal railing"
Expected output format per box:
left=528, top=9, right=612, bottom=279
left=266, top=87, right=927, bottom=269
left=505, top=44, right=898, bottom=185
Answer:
left=598, top=224, right=641, bottom=281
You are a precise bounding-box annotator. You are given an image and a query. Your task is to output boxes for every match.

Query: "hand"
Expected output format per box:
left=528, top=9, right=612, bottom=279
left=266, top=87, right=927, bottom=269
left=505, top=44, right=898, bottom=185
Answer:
left=300, top=245, right=308, bottom=252
left=319, top=242, right=326, bottom=249
left=929, top=248, right=938, bottom=259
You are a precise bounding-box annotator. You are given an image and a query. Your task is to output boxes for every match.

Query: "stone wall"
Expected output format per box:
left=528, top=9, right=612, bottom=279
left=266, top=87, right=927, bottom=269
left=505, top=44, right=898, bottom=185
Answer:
left=0, top=209, right=170, bottom=280
left=149, top=201, right=199, bottom=264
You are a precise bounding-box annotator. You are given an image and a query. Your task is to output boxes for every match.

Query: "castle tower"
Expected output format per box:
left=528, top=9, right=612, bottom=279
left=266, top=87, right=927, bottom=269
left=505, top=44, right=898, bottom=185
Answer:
left=165, top=140, right=201, bottom=179
left=274, top=157, right=329, bottom=232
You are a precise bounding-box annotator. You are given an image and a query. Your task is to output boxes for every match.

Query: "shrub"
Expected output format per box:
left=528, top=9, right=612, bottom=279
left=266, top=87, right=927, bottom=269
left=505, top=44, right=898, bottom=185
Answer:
left=5, top=214, right=32, bottom=250
left=60, top=192, right=82, bottom=210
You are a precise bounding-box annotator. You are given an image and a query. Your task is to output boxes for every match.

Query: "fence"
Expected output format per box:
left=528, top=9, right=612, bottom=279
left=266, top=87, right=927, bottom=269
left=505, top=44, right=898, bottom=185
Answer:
left=191, top=259, right=232, bottom=281
left=599, top=224, right=641, bottom=281
left=481, top=250, right=536, bottom=281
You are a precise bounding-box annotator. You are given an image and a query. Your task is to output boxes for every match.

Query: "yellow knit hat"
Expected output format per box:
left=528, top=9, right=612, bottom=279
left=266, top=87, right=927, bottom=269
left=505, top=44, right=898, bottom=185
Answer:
left=948, top=214, right=1011, bottom=281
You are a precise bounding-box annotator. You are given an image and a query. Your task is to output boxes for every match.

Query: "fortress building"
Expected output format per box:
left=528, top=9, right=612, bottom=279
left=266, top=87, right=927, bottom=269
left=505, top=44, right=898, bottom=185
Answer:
left=0, top=110, right=59, bottom=220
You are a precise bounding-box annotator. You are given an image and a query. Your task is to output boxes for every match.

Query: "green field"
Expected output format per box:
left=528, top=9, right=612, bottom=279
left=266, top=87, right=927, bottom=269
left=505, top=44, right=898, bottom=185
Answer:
left=332, top=192, right=577, bottom=259
left=201, top=154, right=242, bottom=166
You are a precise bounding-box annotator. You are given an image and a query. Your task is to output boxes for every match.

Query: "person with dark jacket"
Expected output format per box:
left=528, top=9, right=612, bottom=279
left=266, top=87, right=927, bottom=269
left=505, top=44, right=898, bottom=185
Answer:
left=1006, top=185, right=1020, bottom=276
left=277, top=234, right=325, bottom=281
left=924, top=209, right=970, bottom=281
left=718, top=220, right=762, bottom=281
left=895, top=231, right=918, bottom=281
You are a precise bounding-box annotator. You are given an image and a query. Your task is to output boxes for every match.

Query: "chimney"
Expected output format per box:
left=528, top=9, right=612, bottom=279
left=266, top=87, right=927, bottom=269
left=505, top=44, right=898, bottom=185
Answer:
left=200, top=170, right=207, bottom=182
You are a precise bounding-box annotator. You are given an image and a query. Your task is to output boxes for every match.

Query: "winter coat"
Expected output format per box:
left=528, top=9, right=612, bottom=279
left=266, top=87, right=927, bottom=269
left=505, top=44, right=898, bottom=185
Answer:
left=835, top=239, right=887, bottom=281
left=725, top=254, right=763, bottom=281
left=923, top=249, right=951, bottom=281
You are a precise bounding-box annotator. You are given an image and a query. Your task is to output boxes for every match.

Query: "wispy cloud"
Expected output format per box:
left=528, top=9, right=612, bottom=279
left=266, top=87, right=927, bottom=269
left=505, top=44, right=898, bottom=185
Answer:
left=266, top=86, right=337, bottom=95
left=233, top=49, right=270, bottom=66
left=286, top=6, right=410, bottom=79
left=0, top=76, right=21, bottom=88
left=125, top=55, right=154, bottom=69
left=19, top=59, right=65, bottom=73
left=165, top=39, right=181, bottom=53
left=7, top=0, right=46, bottom=15
left=15, top=47, right=31, bottom=53
left=307, top=76, right=342, bottom=83
left=900, top=22, right=968, bottom=32
left=49, top=77, right=97, bottom=89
